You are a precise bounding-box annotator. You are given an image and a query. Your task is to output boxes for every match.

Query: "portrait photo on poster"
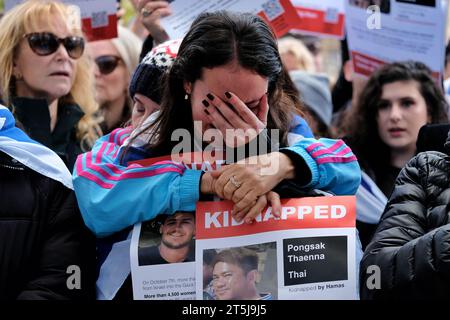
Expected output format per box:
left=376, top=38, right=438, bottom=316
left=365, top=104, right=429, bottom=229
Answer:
left=203, top=242, right=277, bottom=300
left=138, top=212, right=196, bottom=266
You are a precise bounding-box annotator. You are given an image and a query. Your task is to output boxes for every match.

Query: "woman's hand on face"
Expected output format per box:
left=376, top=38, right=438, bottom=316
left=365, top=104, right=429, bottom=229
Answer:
left=138, top=0, right=171, bottom=45
left=202, top=92, right=269, bottom=147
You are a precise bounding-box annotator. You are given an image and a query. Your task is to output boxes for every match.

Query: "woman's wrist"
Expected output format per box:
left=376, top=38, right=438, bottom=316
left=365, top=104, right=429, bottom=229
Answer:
left=200, top=171, right=215, bottom=194
left=276, top=152, right=295, bottom=180
left=150, top=29, right=169, bottom=46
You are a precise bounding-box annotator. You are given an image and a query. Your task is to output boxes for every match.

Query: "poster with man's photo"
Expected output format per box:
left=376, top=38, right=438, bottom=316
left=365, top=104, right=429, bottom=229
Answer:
left=130, top=153, right=358, bottom=300
left=195, top=196, right=358, bottom=300
left=130, top=212, right=197, bottom=300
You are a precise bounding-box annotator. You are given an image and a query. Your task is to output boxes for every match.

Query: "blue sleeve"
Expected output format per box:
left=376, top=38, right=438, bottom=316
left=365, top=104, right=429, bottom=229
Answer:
left=289, top=114, right=314, bottom=138
left=72, top=128, right=202, bottom=237
left=282, top=138, right=361, bottom=195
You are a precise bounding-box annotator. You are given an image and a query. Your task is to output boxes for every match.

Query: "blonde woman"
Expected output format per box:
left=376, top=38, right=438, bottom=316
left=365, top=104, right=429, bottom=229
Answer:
left=88, top=25, right=142, bottom=134
left=278, top=36, right=316, bottom=73
left=0, top=0, right=101, bottom=170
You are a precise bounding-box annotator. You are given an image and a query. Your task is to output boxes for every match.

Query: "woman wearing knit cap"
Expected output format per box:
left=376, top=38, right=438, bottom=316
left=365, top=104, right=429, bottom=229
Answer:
left=74, top=40, right=180, bottom=300
left=129, top=39, right=181, bottom=129
left=88, top=25, right=142, bottom=134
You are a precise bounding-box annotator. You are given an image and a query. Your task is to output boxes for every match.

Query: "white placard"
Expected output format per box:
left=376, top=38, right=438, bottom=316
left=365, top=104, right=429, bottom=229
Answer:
left=345, top=0, right=448, bottom=78
left=160, top=0, right=269, bottom=40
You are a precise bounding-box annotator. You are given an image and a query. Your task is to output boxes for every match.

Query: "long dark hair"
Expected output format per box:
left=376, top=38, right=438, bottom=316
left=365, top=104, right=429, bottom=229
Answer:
left=134, top=11, right=304, bottom=156
left=344, top=61, right=448, bottom=170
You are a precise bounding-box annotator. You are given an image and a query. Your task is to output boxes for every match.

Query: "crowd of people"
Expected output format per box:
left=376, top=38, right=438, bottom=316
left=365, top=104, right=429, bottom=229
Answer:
left=1, top=0, right=450, bottom=301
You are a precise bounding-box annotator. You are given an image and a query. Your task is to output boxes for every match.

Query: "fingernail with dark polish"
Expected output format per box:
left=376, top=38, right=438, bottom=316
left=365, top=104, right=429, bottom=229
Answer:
left=204, top=109, right=210, bottom=115
left=202, top=99, right=209, bottom=107
left=225, top=91, right=232, bottom=99
left=207, top=93, right=214, bottom=100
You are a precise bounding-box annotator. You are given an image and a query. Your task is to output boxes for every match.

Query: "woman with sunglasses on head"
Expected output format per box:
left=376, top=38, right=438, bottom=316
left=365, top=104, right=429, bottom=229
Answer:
left=0, top=0, right=101, bottom=170
left=88, top=25, right=142, bottom=134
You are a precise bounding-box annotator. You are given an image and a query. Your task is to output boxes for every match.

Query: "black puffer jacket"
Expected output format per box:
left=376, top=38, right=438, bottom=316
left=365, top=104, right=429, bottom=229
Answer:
left=0, top=152, right=95, bottom=300
left=360, top=148, right=450, bottom=299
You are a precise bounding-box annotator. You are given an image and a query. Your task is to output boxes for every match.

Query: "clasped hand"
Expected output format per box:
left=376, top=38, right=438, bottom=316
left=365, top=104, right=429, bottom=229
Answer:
left=201, top=152, right=295, bottom=224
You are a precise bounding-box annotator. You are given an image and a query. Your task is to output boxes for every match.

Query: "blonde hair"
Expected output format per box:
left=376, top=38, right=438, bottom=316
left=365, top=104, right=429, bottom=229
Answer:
left=0, top=0, right=101, bottom=148
left=278, top=36, right=316, bottom=73
left=112, top=25, right=142, bottom=78
left=111, top=24, right=143, bottom=113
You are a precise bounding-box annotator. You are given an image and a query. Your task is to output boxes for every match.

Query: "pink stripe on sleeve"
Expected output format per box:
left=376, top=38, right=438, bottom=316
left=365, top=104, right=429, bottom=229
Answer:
left=78, top=152, right=185, bottom=187
left=316, top=155, right=358, bottom=165
left=108, top=128, right=122, bottom=143
left=76, top=157, right=114, bottom=189
left=117, top=128, right=132, bottom=145
left=96, top=142, right=108, bottom=163
left=311, top=146, right=352, bottom=159
left=105, top=142, right=115, bottom=156
left=305, top=142, right=323, bottom=153
left=328, top=140, right=345, bottom=153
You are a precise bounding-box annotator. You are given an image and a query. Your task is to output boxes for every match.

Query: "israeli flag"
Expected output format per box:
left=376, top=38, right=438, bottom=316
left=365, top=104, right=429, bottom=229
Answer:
left=0, top=105, right=73, bottom=189
left=356, top=171, right=388, bottom=224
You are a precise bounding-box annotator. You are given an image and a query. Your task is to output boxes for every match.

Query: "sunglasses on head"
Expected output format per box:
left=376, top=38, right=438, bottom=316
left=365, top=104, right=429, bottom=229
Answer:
left=94, top=55, right=122, bottom=75
left=25, top=32, right=85, bottom=59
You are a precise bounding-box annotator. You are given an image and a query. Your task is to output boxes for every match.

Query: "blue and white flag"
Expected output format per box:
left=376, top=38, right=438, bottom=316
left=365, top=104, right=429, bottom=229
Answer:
left=0, top=105, right=73, bottom=189
left=356, top=171, right=388, bottom=224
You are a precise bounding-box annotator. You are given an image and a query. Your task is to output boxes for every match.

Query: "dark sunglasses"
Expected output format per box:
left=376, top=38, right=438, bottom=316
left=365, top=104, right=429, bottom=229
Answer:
left=24, top=32, right=85, bottom=59
left=94, top=55, right=122, bottom=75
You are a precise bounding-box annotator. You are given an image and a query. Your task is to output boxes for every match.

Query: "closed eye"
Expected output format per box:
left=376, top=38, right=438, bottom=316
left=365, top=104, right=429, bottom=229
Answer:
left=377, top=100, right=390, bottom=110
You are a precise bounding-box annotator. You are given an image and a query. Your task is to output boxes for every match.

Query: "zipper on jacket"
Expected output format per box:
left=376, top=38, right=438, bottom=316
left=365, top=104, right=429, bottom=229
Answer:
left=0, top=163, right=25, bottom=171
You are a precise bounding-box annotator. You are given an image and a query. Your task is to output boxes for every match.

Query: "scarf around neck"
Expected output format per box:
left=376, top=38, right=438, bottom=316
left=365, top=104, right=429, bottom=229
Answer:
left=0, top=105, right=73, bottom=189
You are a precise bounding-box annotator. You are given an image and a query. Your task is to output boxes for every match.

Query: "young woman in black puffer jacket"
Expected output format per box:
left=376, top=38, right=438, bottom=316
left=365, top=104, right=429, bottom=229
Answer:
left=360, top=129, right=450, bottom=299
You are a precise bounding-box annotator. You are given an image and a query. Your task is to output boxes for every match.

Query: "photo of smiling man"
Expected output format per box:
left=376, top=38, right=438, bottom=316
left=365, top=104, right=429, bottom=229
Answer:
left=210, top=244, right=277, bottom=300
left=138, top=212, right=195, bottom=266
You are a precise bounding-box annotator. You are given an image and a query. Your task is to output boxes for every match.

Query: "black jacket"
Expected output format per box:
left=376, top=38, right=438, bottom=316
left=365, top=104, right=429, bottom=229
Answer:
left=0, top=152, right=95, bottom=300
left=12, top=97, right=84, bottom=170
left=360, top=147, right=450, bottom=299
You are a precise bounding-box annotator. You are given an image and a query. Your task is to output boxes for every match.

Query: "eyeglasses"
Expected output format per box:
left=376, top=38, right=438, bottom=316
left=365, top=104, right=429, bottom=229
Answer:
left=94, top=55, right=122, bottom=75
left=24, top=32, right=85, bottom=59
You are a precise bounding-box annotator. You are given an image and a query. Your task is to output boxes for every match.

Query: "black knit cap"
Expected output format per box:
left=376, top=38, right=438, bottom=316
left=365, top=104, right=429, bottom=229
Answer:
left=129, top=39, right=180, bottom=104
